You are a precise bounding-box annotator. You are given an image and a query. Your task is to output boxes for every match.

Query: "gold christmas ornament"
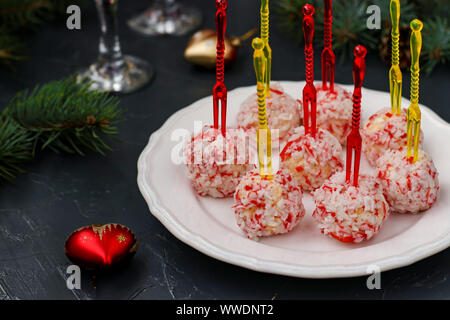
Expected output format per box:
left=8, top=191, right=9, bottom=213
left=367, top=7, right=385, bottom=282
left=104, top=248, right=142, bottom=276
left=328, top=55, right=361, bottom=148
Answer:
left=184, top=28, right=257, bottom=68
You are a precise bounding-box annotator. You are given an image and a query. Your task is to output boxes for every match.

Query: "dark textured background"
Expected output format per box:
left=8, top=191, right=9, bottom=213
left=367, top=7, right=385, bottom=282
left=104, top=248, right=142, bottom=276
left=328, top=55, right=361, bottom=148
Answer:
left=0, top=0, right=448, bottom=300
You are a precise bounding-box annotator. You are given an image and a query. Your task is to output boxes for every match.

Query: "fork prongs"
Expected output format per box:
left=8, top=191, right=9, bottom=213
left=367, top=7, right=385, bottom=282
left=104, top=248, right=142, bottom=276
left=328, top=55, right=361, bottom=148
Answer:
left=213, top=92, right=227, bottom=136
left=346, top=135, right=362, bottom=186
left=406, top=111, right=421, bottom=161
left=253, top=37, right=273, bottom=179
left=322, top=52, right=335, bottom=92
left=302, top=87, right=317, bottom=136
left=257, top=127, right=273, bottom=178
left=213, top=94, right=219, bottom=129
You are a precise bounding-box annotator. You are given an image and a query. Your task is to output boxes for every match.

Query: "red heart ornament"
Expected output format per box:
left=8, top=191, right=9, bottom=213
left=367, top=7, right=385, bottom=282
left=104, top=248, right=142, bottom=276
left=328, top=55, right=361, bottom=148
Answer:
left=64, top=223, right=138, bottom=269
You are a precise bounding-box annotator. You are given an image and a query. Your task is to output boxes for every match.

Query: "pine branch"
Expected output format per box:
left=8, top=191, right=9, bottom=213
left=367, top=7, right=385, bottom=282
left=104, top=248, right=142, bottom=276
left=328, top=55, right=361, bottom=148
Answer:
left=370, top=0, right=416, bottom=28
left=275, top=0, right=379, bottom=63
left=0, top=29, right=26, bottom=67
left=0, top=0, right=54, bottom=31
left=331, top=0, right=379, bottom=63
left=0, top=76, right=125, bottom=183
left=0, top=0, right=81, bottom=31
left=275, top=0, right=321, bottom=44
left=5, top=77, right=125, bottom=157
left=275, top=0, right=449, bottom=73
left=0, top=0, right=86, bottom=67
left=0, top=116, right=34, bottom=182
left=422, top=17, right=450, bottom=75
left=412, top=0, right=450, bottom=20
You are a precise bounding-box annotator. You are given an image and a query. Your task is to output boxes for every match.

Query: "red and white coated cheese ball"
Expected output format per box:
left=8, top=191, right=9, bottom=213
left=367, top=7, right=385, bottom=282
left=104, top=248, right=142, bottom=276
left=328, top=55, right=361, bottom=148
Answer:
left=361, top=108, right=424, bottom=166
left=184, top=127, right=254, bottom=198
left=237, top=82, right=301, bottom=140
left=315, top=83, right=353, bottom=145
left=280, top=126, right=344, bottom=191
left=233, top=169, right=305, bottom=240
left=312, top=171, right=389, bottom=243
left=376, top=149, right=439, bottom=213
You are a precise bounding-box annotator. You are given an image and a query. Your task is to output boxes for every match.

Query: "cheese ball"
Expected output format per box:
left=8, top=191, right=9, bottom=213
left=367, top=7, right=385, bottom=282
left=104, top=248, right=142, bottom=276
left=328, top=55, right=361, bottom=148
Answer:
left=361, top=108, right=424, bottom=166
left=233, top=169, right=305, bottom=240
left=237, top=82, right=301, bottom=140
left=312, top=171, right=390, bottom=243
left=314, top=83, right=353, bottom=145
left=280, top=126, right=344, bottom=191
left=184, top=126, right=254, bottom=198
left=376, top=149, right=439, bottom=213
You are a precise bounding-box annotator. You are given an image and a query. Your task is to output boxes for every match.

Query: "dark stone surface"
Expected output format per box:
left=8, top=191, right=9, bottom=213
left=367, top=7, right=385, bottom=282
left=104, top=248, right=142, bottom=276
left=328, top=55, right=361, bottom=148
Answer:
left=0, top=0, right=448, bottom=300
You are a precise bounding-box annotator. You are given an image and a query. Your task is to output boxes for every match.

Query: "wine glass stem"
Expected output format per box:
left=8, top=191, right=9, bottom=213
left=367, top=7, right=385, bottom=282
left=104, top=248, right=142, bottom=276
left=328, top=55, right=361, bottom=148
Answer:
left=95, top=0, right=124, bottom=67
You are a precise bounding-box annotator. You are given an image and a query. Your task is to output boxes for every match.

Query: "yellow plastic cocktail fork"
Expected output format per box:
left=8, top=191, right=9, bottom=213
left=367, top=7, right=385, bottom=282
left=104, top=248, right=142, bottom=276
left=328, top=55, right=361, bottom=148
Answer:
left=406, top=19, right=423, bottom=162
left=261, top=0, right=272, bottom=97
left=389, top=0, right=402, bottom=115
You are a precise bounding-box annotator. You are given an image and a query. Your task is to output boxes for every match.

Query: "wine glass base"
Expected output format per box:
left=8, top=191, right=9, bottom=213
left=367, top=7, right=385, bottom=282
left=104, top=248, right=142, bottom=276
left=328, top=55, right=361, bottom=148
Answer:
left=76, top=55, right=154, bottom=94
left=127, top=2, right=202, bottom=36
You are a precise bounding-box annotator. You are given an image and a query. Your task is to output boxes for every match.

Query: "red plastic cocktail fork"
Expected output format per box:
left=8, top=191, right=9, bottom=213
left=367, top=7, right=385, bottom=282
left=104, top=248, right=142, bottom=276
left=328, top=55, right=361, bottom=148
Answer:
left=213, top=0, right=227, bottom=136
left=302, top=4, right=317, bottom=137
left=346, top=45, right=367, bottom=186
left=321, top=0, right=335, bottom=93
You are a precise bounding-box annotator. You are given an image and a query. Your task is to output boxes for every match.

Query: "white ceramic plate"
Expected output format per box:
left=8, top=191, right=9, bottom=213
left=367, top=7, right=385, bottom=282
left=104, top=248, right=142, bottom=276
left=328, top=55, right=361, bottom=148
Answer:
left=137, top=81, right=450, bottom=278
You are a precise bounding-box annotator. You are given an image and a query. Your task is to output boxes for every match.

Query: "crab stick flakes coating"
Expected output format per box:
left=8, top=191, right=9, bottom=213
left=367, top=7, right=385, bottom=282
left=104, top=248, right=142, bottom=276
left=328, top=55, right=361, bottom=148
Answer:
left=237, top=83, right=301, bottom=140
left=281, top=126, right=344, bottom=191
left=312, top=171, right=389, bottom=243
left=184, top=127, right=254, bottom=198
left=376, top=149, right=439, bottom=213
left=233, top=169, right=305, bottom=240
left=361, top=108, right=424, bottom=166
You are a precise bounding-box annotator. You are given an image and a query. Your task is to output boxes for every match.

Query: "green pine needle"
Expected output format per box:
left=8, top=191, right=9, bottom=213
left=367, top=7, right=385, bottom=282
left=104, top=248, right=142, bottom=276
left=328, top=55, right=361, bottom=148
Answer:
left=0, top=0, right=54, bottom=31
left=275, top=0, right=449, bottom=73
left=5, top=77, right=125, bottom=157
left=0, top=29, right=26, bottom=67
left=370, top=0, right=416, bottom=28
left=422, top=17, right=450, bottom=75
left=275, top=0, right=380, bottom=62
left=0, top=116, right=34, bottom=182
left=331, top=0, right=379, bottom=63
left=0, top=76, right=125, bottom=182
left=0, top=0, right=81, bottom=31
left=0, top=0, right=85, bottom=67
left=275, top=0, right=321, bottom=45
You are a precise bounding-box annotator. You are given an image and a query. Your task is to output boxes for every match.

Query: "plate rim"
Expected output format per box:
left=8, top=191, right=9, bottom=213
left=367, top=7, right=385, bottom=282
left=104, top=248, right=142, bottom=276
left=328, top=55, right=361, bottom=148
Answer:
left=137, top=82, right=450, bottom=279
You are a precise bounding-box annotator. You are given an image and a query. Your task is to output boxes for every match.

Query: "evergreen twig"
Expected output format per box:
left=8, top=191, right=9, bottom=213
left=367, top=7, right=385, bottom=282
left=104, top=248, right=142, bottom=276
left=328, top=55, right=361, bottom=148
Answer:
left=275, top=0, right=449, bottom=73
left=0, top=29, right=26, bottom=68
left=422, top=17, right=450, bottom=75
left=0, top=0, right=84, bottom=66
left=0, top=116, right=34, bottom=182
left=0, top=0, right=78, bottom=31
left=0, top=77, right=125, bottom=183
left=5, top=77, right=124, bottom=156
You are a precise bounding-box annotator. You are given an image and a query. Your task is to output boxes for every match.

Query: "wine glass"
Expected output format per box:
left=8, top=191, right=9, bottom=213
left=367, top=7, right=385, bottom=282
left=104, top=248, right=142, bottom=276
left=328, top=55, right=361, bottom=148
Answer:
left=127, top=0, right=202, bottom=36
left=77, top=0, right=154, bottom=94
